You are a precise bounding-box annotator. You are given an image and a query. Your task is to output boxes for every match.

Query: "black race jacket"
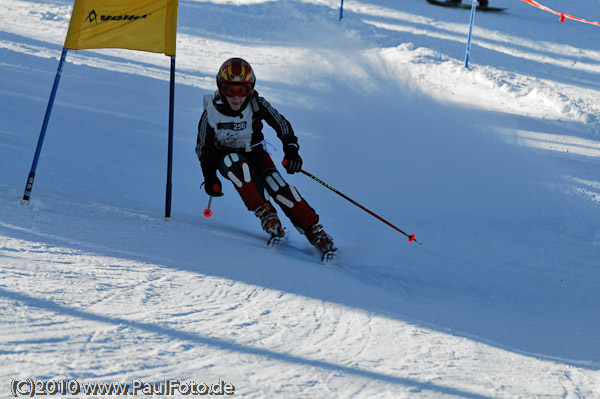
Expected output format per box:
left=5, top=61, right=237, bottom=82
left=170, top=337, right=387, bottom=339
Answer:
left=196, top=91, right=298, bottom=180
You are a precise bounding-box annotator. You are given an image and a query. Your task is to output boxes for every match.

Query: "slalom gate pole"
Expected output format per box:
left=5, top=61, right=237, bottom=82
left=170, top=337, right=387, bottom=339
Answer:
left=464, top=0, right=477, bottom=68
left=21, top=48, right=68, bottom=205
left=298, top=167, right=420, bottom=244
left=164, top=55, right=176, bottom=221
left=339, top=0, right=344, bottom=20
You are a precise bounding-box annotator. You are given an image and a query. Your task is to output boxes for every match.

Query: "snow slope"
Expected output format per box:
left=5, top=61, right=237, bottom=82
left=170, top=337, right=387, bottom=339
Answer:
left=1, top=0, right=600, bottom=397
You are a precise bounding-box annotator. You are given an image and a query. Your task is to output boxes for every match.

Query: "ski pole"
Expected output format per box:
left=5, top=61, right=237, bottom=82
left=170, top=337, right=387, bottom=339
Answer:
left=285, top=161, right=420, bottom=244
left=199, top=182, right=214, bottom=217
left=203, top=196, right=213, bottom=218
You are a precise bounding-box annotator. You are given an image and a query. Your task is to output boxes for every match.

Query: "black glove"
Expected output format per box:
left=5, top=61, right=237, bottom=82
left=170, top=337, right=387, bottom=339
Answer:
left=283, top=143, right=302, bottom=174
left=203, top=175, right=224, bottom=197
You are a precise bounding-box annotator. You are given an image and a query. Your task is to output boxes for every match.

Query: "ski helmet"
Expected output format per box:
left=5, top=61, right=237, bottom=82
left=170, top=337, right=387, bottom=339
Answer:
left=216, top=58, right=255, bottom=98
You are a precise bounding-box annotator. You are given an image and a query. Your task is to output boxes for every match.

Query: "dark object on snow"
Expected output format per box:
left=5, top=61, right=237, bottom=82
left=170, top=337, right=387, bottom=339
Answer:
left=426, top=0, right=506, bottom=12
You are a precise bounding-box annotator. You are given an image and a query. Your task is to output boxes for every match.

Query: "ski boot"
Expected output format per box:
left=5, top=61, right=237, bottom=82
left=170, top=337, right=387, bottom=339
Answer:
left=254, top=201, right=286, bottom=247
left=305, top=223, right=338, bottom=264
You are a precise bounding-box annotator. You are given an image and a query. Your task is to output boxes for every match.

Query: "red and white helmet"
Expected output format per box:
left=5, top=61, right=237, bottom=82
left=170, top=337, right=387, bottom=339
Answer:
left=216, top=58, right=255, bottom=98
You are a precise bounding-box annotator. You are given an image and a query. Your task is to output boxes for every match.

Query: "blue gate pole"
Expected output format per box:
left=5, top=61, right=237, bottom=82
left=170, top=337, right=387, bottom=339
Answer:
left=22, top=48, right=68, bottom=205
left=464, top=0, right=477, bottom=68
left=339, top=0, right=344, bottom=20
left=164, top=55, right=175, bottom=221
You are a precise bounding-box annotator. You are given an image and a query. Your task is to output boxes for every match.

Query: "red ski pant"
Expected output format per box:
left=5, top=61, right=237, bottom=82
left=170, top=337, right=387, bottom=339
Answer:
left=217, top=148, right=318, bottom=233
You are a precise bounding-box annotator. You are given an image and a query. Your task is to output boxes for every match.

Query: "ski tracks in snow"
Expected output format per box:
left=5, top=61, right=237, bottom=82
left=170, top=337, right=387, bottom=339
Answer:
left=2, top=232, right=599, bottom=398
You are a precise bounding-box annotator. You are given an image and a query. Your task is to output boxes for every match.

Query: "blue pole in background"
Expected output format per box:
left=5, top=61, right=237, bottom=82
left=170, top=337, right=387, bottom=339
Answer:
left=464, top=0, right=477, bottom=68
left=22, top=47, right=68, bottom=205
left=339, top=0, right=344, bottom=20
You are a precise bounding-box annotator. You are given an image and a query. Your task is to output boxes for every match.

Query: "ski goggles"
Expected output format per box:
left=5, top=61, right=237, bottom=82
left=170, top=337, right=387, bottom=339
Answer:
left=221, top=83, right=253, bottom=98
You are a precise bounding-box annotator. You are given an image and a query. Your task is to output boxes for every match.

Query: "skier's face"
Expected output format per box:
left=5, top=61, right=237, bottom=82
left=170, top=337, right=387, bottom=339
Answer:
left=226, top=95, right=246, bottom=111
left=221, top=83, right=252, bottom=111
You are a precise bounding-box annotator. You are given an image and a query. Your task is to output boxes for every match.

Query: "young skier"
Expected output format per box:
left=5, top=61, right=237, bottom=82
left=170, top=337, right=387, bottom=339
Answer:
left=195, top=58, right=337, bottom=262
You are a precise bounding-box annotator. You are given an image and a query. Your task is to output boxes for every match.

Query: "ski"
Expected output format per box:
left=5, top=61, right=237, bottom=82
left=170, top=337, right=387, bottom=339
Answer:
left=321, top=248, right=339, bottom=265
left=267, top=233, right=287, bottom=248
left=266, top=234, right=339, bottom=265
left=426, top=0, right=506, bottom=12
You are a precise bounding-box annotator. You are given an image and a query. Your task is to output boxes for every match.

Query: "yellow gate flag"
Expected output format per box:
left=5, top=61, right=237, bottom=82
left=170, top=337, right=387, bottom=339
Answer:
left=64, top=0, right=178, bottom=56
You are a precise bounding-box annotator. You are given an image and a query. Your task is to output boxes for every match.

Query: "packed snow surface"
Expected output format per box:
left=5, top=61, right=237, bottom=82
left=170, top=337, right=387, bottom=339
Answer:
left=1, top=0, right=599, bottom=398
